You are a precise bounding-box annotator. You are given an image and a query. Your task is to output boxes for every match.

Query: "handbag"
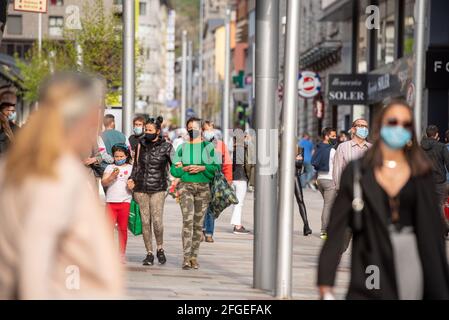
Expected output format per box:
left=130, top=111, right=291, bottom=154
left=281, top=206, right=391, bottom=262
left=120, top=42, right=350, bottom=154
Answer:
left=351, top=159, right=364, bottom=232
left=209, top=171, right=239, bottom=219
left=128, top=199, right=142, bottom=236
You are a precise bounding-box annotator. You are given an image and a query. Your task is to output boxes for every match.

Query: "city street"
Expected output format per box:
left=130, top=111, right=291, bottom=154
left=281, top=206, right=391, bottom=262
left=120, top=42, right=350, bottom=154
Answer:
left=124, top=189, right=350, bottom=300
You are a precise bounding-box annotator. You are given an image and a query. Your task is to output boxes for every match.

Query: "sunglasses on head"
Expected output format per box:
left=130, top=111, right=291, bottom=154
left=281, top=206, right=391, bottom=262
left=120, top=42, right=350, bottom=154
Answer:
left=385, top=118, right=413, bottom=130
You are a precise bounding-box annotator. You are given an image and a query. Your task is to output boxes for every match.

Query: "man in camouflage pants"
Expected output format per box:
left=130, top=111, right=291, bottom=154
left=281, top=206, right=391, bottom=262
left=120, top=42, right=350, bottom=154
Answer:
left=178, top=182, right=211, bottom=269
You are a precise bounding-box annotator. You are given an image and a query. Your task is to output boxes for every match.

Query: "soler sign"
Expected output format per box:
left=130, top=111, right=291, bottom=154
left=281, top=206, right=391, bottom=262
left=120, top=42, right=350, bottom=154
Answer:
left=426, top=48, right=449, bottom=89
left=328, top=74, right=368, bottom=104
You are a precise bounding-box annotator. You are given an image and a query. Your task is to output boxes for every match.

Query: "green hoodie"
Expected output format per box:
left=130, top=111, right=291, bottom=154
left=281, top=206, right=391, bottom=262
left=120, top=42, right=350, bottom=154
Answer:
left=170, top=141, right=220, bottom=183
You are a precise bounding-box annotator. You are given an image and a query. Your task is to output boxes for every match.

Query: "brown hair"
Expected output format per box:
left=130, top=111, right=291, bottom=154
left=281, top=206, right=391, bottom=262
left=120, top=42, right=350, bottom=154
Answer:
left=363, top=100, right=431, bottom=177
left=133, top=115, right=145, bottom=126
left=103, top=114, right=115, bottom=128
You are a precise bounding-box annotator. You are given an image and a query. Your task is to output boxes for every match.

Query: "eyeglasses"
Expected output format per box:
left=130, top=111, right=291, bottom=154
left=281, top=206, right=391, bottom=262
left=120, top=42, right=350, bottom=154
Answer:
left=385, top=118, right=413, bottom=130
left=353, top=124, right=368, bottom=128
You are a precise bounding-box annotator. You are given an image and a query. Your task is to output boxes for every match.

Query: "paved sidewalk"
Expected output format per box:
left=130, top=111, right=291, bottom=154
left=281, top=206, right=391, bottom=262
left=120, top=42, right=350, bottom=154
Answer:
left=124, top=189, right=350, bottom=300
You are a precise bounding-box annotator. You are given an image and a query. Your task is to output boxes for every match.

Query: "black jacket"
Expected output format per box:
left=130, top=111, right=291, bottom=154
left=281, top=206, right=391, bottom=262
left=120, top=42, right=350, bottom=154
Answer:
left=130, top=138, right=173, bottom=193
left=421, top=137, right=449, bottom=184
left=318, top=159, right=449, bottom=299
left=0, top=121, right=18, bottom=155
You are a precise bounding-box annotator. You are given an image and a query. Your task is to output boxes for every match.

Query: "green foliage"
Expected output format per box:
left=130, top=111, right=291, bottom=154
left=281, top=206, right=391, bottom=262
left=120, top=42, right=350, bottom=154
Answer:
left=16, top=40, right=77, bottom=103
left=16, top=0, right=142, bottom=105
left=67, top=0, right=123, bottom=94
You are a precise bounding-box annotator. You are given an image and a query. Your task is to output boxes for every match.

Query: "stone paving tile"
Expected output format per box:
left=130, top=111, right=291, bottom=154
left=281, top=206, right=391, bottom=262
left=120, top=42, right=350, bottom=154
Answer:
left=125, top=189, right=351, bottom=300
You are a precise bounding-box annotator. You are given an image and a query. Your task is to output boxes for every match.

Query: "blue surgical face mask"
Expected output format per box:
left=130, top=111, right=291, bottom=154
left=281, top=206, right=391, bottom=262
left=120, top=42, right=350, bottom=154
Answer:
left=355, top=127, right=369, bottom=140
left=115, top=159, right=127, bottom=166
left=8, top=112, right=16, bottom=122
left=203, top=131, right=215, bottom=141
left=381, top=126, right=412, bottom=150
left=133, top=126, right=143, bottom=136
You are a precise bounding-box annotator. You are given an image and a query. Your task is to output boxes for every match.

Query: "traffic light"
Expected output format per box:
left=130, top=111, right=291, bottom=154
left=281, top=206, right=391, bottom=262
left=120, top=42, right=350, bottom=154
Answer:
left=233, top=71, right=245, bottom=89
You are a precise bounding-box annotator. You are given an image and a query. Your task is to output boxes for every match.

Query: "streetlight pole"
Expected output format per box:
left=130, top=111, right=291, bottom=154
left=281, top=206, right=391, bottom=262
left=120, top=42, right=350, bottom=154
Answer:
left=188, top=40, right=193, bottom=110
left=198, top=0, right=204, bottom=119
left=275, top=0, right=301, bottom=299
left=181, top=30, right=188, bottom=127
left=414, top=0, right=426, bottom=141
left=223, top=8, right=231, bottom=146
left=38, top=12, right=42, bottom=54
left=123, top=0, right=135, bottom=137
left=254, top=0, right=279, bottom=292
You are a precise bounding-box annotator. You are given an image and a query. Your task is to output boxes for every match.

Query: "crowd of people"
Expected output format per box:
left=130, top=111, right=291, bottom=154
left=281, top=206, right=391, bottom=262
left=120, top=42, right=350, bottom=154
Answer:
left=1, top=71, right=449, bottom=300
left=0, top=71, right=256, bottom=298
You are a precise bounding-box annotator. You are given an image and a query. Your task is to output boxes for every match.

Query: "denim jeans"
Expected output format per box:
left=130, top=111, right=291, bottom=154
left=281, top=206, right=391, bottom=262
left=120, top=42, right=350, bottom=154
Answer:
left=203, top=206, right=215, bottom=236
left=300, top=162, right=315, bottom=188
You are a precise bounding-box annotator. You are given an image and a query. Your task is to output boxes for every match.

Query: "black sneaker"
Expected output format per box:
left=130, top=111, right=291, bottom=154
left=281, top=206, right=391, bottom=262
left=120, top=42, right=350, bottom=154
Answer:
left=233, top=226, right=250, bottom=234
left=156, top=249, right=167, bottom=265
left=142, top=253, right=154, bottom=266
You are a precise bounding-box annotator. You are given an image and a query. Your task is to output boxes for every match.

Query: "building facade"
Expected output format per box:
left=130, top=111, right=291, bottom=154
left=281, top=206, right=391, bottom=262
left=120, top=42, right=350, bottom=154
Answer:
left=274, top=0, right=449, bottom=141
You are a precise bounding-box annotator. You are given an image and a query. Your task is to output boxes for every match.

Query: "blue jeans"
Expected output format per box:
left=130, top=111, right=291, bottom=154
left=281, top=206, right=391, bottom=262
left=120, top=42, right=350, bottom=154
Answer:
left=300, top=162, right=315, bottom=188
left=203, top=206, right=215, bottom=236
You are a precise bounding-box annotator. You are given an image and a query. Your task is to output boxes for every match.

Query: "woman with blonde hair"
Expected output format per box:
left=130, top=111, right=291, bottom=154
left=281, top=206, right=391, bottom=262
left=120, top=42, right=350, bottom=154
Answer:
left=0, top=72, right=124, bottom=299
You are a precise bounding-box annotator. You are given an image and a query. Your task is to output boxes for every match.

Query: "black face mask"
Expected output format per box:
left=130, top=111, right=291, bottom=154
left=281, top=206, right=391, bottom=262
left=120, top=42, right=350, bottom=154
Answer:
left=329, top=138, right=337, bottom=146
left=145, top=133, right=158, bottom=142
left=188, top=130, right=200, bottom=140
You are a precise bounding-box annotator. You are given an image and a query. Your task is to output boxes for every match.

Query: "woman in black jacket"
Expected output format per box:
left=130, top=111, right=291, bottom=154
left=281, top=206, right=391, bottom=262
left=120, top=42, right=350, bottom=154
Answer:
left=318, top=100, right=449, bottom=300
left=128, top=116, right=173, bottom=266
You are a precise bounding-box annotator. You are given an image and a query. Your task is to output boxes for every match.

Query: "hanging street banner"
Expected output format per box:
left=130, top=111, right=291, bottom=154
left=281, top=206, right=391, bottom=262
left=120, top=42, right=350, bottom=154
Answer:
left=14, top=0, right=48, bottom=13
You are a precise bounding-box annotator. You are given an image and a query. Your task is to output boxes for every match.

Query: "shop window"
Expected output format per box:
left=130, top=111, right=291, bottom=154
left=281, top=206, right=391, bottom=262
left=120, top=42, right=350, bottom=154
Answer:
left=139, top=2, right=147, bottom=16
left=357, top=17, right=368, bottom=73
left=376, top=0, right=396, bottom=68
left=403, top=0, right=415, bottom=56
left=49, top=16, right=64, bottom=37
left=7, top=15, right=22, bottom=35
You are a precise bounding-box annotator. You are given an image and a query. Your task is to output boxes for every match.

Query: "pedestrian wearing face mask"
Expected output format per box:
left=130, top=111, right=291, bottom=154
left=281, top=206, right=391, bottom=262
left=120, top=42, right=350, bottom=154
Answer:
left=420, top=125, right=449, bottom=234
left=312, top=127, right=338, bottom=240
left=332, top=118, right=372, bottom=253
left=318, top=101, right=449, bottom=300
left=0, top=88, right=19, bottom=156
left=201, top=120, right=232, bottom=242
left=102, top=144, right=133, bottom=262
left=170, top=117, right=220, bottom=270
left=128, top=116, right=174, bottom=266
left=333, top=119, right=372, bottom=191
left=129, top=115, right=146, bottom=153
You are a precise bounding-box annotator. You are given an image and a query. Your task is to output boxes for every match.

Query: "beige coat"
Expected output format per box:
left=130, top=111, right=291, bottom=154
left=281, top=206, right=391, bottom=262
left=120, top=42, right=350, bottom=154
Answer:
left=0, top=153, right=124, bottom=299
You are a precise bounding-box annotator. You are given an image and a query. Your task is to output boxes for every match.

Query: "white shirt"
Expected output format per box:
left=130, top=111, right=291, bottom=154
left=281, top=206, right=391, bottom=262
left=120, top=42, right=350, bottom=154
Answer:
left=317, top=148, right=336, bottom=181
left=104, top=164, right=133, bottom=203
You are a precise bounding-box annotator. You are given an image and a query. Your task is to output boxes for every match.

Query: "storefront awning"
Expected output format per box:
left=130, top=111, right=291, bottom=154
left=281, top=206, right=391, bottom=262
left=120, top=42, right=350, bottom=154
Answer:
left=0, top=53, right=23, bottom=89
left=299, top=41, right=342, bottom=71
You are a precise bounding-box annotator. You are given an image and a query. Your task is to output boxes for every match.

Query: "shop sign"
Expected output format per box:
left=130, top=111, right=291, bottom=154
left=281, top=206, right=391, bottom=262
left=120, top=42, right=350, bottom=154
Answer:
left=298, top=71, right=321, bottom=99
left=328, top=74, right=367, bottom=104
left=14, top=0, right=47, bottom=13
left=426, top=48, right=449, bottom=89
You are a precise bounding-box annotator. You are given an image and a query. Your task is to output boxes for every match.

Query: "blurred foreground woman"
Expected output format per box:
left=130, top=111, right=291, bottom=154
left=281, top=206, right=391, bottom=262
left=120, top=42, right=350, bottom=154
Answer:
left=0, top=72, right=124, bottom=299
left=318, top=101, right=449, bottom=300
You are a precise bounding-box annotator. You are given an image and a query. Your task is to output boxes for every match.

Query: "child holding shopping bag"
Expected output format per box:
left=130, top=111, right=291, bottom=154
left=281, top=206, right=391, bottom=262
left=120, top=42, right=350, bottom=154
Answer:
left=102, top=144, right=133, bottom=262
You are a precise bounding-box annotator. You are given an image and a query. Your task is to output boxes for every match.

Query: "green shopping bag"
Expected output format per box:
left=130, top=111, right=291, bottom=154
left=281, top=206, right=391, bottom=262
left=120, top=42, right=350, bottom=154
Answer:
left=128, top=199, right=142, bottom=236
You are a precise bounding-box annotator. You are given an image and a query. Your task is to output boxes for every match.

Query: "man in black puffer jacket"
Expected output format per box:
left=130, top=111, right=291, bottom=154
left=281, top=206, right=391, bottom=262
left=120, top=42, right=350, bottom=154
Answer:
left=128, top=117, right=174, bottom=266
left=421, top=125, right=449, bottom=231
